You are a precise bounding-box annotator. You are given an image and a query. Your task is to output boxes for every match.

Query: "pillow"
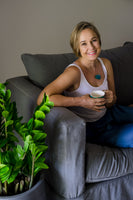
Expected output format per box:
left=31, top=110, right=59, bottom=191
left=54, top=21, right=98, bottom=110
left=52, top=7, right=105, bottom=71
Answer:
left=85, top=143, right=133, bottom=183
left=21, top=53, right=77, bottom=88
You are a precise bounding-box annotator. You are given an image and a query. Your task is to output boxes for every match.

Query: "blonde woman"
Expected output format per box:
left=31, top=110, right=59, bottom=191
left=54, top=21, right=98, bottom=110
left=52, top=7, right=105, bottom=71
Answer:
left=37, top=21, right=133, bottom=147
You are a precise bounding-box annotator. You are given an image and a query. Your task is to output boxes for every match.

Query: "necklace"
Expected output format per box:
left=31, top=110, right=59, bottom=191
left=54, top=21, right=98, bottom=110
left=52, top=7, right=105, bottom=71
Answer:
left=95, top=74, right=101, bottom=80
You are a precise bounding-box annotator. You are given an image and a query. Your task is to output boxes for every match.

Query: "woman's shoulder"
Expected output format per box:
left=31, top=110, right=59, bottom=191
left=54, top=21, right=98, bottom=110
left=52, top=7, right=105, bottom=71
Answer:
left=99, top=57, right=111, bottom=65
left=99, top=57, right=113, bottom=71
left=65, top=63, right=81, bottom=74
left=100, top=58, right=112, bottom=67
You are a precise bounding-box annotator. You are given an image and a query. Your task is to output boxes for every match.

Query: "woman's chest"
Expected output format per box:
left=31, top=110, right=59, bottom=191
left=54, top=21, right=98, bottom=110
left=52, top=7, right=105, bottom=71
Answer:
left=83, top=69, right=105, bottom=87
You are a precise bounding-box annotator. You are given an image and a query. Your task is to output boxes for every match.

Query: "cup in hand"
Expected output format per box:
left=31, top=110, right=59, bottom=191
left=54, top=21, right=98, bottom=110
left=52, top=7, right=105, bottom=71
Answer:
left=90, top=90, right=105, bottom=98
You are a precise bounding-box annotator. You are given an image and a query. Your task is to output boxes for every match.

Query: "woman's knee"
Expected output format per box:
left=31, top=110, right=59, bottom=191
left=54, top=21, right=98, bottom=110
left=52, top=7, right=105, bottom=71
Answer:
left=114, top=124, right=133, bottom=148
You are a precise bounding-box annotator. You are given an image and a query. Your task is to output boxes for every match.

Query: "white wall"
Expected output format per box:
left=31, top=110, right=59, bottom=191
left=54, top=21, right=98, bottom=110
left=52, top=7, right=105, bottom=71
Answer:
left=0, top=0, right=133, bottom=83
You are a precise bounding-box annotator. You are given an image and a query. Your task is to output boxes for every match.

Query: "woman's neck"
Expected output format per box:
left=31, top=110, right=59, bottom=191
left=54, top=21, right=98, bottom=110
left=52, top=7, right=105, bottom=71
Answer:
left=76, top=57, right=98, bottom=70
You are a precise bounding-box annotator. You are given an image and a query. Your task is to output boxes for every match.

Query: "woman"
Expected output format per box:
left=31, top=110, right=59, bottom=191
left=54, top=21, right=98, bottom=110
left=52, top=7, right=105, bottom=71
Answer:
left=37, top=21, right=133, bottom=148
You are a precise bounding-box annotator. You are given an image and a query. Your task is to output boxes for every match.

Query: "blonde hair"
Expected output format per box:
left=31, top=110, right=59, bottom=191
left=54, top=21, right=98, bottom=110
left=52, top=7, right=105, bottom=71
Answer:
left=70, top=21, right=101, bottom=57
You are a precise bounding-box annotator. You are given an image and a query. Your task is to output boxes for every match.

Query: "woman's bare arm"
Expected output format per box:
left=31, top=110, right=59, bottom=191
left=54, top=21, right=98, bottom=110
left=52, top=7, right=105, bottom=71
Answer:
left=37, top=66, right=106, bottom=111
left=37, top=66, right=81, bottom=106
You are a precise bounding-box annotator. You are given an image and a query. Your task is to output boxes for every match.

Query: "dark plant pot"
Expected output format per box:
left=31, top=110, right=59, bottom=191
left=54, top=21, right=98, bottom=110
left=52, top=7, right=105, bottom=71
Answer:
left=0, top=179, right=46, bottom=200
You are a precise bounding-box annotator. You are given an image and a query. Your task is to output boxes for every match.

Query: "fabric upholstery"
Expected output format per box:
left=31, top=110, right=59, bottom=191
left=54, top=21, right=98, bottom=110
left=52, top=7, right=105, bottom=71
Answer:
left=85, top=143, right=133, bottom=183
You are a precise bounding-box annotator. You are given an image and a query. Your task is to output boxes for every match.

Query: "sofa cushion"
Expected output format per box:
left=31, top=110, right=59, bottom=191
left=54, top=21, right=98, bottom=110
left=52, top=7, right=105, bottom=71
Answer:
left=21, top=41, right=133, bottom=105
left=21, top=53, right=77, bottom=88
left=85, top=143, right=133, bottom=183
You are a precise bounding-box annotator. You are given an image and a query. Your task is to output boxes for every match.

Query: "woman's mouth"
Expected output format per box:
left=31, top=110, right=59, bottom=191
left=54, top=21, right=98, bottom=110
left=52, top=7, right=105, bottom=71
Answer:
left=88, top=51, right=96, bottom=55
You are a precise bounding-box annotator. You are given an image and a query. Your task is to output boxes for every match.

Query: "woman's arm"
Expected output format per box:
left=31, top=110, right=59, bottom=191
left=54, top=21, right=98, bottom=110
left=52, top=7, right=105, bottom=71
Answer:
left=37, top=66, right=81, bottom=106
left=102, top=58, right=117, bottom=107
left=37, top=66, right=106, bottom=111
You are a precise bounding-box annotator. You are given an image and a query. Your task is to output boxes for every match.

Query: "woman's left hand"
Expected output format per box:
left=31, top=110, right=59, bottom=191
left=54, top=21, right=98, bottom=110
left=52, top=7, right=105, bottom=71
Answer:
left=104, top=90, right=114, bottom=104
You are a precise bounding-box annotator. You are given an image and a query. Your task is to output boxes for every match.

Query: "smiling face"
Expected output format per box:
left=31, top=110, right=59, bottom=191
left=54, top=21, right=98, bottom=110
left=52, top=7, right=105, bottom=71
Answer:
left=79, top=28, right=101, bottom=61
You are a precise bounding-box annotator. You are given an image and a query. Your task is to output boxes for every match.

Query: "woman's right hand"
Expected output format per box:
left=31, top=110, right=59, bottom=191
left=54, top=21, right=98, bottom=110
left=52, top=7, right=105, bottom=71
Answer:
left=80, top=94, right=106, bottom=112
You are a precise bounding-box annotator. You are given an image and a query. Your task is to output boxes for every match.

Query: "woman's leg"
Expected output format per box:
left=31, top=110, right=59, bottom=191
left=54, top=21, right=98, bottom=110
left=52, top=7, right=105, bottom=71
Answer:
left=110, top=104, right=133, bottom=124
left=107, top=123, right=133, bottom=148
left=86, top=105, right=133, bottom=147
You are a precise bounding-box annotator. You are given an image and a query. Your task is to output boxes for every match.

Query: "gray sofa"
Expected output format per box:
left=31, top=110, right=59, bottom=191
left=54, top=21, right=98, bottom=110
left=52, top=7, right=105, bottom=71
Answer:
left=7, top=42, right=133, bottom=200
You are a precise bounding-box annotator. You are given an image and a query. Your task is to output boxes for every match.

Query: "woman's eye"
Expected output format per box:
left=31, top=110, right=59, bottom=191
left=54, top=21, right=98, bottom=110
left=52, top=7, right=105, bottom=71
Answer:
left=81, top=43, right=86, bottom=46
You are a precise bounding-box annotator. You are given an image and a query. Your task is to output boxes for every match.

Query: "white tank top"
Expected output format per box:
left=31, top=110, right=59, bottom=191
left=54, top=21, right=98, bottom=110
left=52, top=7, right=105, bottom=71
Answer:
left=64, top=57, right=108, bottom=122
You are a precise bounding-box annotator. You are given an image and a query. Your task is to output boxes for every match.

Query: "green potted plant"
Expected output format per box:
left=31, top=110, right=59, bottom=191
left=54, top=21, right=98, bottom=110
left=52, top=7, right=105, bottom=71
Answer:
left=0, top=82, right=54, bottom=199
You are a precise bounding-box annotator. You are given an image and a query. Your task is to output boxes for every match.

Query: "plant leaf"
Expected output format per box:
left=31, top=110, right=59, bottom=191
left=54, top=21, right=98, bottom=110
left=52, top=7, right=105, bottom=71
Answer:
left=5, top=120, right=13, bottom=127
left=33, top=132, right=47, bottom=141
left=35, top=111, right=45, bottom=120
left=34, top=119, right=44, bottom=129
left=5, top=89, right=11, bottom=100
left=39, top=105, right=50, bottom=114
left=16, top=145, right=25, bottom=159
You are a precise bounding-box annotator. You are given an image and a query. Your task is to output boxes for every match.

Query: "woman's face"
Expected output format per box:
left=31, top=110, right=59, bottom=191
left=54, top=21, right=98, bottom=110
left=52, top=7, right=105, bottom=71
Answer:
left=79, top=28, right=101, bottom=61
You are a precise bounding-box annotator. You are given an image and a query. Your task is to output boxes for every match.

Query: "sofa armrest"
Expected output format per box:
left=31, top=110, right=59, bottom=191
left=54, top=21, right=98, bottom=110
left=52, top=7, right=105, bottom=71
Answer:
left=6, top=76, right=41, bottom=122
left=45, top=107, right=86, bottom=199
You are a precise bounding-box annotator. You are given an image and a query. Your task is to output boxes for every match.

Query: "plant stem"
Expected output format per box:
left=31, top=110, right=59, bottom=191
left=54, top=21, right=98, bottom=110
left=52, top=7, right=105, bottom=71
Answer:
left=15, top=182, right=19, bottom=194
left=20, top=180, right=24, bottom=192
left=0, top=181, right=2, bottom=195
left=4, top=118, right=8, bottom=151
left=29, top=155, right=35, bottom=189
left=4, top=181, right=7, bottom=195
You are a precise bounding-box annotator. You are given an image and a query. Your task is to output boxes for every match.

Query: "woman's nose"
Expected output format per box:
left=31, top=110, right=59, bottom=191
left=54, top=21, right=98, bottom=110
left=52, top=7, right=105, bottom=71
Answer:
left=87, top=42, right=94, bottom=50
left=89, top=42, right=95, bottom=49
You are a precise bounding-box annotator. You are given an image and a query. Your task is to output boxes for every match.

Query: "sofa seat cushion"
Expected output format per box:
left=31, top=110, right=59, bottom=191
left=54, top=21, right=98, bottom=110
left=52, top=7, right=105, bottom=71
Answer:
left=85, top=143, right=133, bottom=183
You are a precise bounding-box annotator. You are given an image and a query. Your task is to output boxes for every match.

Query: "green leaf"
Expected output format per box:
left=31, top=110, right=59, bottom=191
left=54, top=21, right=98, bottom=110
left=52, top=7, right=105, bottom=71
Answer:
left=0, top=83, right=6, bottom=96
left=23, top=141, right=29, bottom=152
left=16, top=145, right=25, bottom=159
left=7, top=134, right=19, bottom=143
left=5, top=89, right=11, bottom=100
left=0, top=99, right=4, bottom=104
left=45, top=101, right=54, bottom=108
left=35, top=162, right=49, bottom=169
left=34, top=152, right=43, bottom=161
left=29, top=143, right=36, bottom=156
left=34, top=119, right=44, bottom=129
left=36, top=144, right=48, bottom=153
left=2, top=111, right=9, bottom=119
left=45, top=95, right=54, bottom=108
left=34, top=163, right=49, bottom=176
left=7, top=170, right=19, bottom=184
left=33, top=132, right=47, bottom=141
left=27, top=118, right=34, bottom=130
left=39, top=105, right=50, bottom=114
left=35, top=110, right=45, bottom=120
left=0, top=164, right=8, bottom=170
left=3, top=151, right=15, bottom=164
left=0, top=138, right=8, bottom=148
left=34, top=162, right=49, bottom=176
left=31, top=130, right=44, bottom=134
left=0, top=165, right=12, bottom=183
left=0, top=103, right=5, bottom=110
left=5, top=120, right=13, bottom=127
left=0, top=164, right=11, bottom=183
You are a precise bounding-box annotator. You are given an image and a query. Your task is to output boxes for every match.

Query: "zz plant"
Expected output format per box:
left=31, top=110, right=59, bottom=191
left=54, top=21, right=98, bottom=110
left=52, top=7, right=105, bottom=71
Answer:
left=0, top=82, right=54, bottom=196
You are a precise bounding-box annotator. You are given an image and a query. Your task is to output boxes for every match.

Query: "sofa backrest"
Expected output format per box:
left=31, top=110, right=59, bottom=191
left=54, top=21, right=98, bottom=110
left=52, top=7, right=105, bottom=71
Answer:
left=21, top=41, right=133, bottom=105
